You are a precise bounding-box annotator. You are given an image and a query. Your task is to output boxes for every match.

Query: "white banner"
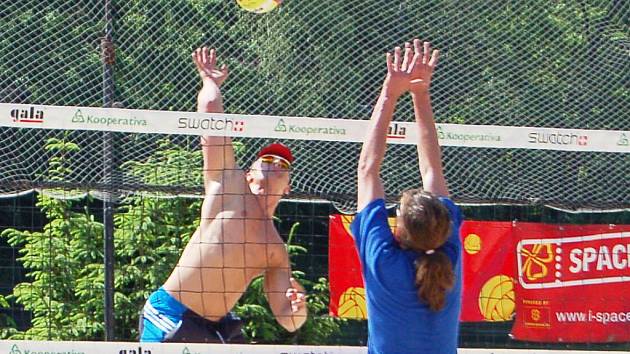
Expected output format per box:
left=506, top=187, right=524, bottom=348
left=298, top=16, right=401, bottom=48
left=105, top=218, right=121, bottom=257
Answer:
left=0, top=340, right=621, bottom=354
left=2, top=103, right=628, bottom=153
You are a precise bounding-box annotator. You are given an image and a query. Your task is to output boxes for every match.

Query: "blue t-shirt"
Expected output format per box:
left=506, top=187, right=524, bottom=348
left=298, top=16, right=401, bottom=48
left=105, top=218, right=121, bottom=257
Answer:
left=351, top=198, right=463, bottom=354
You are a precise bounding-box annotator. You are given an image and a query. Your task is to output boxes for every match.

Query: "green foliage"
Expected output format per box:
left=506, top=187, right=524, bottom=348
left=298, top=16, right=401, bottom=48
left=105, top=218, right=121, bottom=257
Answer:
left=0, top=295, right=17, bottom=339
left=1, top=136, right=104, bottom=340
left=113, top=139, right=202, bottom=339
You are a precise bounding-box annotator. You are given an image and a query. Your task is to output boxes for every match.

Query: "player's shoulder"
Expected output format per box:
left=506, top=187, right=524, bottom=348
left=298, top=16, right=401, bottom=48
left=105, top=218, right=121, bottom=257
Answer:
left=205, top=168, right=248, bottom=192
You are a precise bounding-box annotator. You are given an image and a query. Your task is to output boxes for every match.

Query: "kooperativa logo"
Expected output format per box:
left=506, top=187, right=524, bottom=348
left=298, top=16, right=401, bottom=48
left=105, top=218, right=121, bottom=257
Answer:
left=7, top=343, right=85, bottom=354
left=618, top=133, right=629, bottom=147
left=273, top=118, right=345, bottom=136
left=9, top=344, right=21, bottom=354
left=11, top=106, right=44, bottom=123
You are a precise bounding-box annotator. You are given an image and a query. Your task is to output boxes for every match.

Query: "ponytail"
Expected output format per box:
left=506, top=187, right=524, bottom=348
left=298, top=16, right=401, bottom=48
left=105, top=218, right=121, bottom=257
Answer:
left=414, top=250, right=455, bottom=311
left=398, top=189, right=454, bottom=311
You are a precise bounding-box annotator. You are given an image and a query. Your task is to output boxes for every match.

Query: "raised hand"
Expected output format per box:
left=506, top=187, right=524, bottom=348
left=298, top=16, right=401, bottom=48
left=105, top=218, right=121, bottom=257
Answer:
left=408, top=39, right=439, bottom=93
left=382, top=45, right=412, bottom=98
left=192, top=47, right=229, bottom=86
left=382, top=39, right=440, bottom=98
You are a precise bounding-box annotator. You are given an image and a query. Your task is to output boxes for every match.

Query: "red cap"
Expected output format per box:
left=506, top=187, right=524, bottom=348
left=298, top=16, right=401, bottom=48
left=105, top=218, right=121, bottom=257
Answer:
left=257, top=142, right=294, bottom=164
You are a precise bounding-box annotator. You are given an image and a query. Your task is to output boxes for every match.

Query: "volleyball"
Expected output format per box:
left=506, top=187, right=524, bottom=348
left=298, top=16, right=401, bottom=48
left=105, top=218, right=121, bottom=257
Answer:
left=337, top=287, right=367, bottom=319
left=478, top=275, right=515, bottom=321
left=464, top=233, right=482, bottom=255
left=236, top=0, right=282, bottom=13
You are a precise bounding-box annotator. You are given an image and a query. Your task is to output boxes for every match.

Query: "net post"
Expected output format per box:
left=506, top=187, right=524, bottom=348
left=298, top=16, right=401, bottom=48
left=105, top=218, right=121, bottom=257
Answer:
left=102, top=0, right=116, bottom=341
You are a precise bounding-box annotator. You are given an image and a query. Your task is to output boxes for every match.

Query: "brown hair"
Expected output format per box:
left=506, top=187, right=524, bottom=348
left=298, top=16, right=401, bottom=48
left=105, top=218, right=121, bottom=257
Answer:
left=398, top=189, right=455, bottom=311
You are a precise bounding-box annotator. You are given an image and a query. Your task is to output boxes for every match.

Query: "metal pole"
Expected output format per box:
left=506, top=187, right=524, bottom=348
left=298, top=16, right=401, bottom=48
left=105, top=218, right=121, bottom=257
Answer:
left=102, top=0, right=115, bottom=341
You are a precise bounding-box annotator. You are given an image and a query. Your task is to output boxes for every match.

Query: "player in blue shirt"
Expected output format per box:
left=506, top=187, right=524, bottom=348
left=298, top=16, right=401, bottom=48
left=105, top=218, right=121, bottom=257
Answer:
left=351, top=39, right=463, bottom=353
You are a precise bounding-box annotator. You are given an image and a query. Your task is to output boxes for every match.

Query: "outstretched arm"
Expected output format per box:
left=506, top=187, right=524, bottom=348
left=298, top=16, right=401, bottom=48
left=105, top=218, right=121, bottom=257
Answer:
left=408, top=40, right=448, bottom=196
left=357, top=45, right=416, bottom=210
left=192, top=47, right=233, bottom=190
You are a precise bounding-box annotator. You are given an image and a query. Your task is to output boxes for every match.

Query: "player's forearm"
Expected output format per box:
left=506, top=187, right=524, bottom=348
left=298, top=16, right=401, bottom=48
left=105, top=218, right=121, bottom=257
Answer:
left=197, top=81, right=235, bottom=179
left=411, top=90, right=438, bottom=151
left=412, top=90, right=448, bottom=195
left=358, top=90, right=399, bottom=175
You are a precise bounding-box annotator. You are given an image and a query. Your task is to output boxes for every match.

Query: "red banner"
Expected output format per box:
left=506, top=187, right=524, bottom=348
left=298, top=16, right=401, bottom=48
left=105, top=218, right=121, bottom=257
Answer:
left=459, top=221, right=517, bottom=322
left=511, top=223, right=630, bottom=342
left=328, top=214, right=368, bottom=319
left=328, top=215, right=630, bottom=343
left=328, top=216, right=518, bottom=322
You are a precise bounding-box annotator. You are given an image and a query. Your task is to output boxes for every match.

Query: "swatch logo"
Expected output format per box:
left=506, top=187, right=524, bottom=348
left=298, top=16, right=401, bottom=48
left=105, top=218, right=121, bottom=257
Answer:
left=178, top=116, right=245, bottom=132
left=528, top=132, right=588, bottom=146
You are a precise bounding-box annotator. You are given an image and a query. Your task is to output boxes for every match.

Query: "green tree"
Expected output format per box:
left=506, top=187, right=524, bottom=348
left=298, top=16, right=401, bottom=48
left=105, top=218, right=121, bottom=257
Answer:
left=0, top=295, right=17, bottom=339
left=1, top=136, right=105, bottom=340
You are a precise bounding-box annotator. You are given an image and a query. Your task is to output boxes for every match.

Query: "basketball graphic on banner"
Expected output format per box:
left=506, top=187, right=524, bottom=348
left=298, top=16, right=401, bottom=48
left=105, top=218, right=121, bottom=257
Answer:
left=478, top=275, right=515, bottom=321
left=337, top=287, right=367, bottom=319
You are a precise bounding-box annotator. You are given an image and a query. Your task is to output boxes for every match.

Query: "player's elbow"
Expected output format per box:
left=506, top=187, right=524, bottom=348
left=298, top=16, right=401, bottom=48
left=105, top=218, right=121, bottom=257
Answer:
left=276, top=312, right=307, bottom=332
left=276, top=307, right=308, bottom=332
left=279, top=319, right=299, bottom=332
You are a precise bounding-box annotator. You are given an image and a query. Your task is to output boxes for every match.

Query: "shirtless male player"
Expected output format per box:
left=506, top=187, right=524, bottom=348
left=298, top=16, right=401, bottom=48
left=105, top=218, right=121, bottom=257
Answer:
left=139, top=47, right=308, bottom=343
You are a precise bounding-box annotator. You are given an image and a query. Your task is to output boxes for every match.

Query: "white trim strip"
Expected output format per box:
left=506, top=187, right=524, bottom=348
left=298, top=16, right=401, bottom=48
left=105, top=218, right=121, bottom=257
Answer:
left=0, top=340, right=623, bottom=354
left=143, top=312, right=172, bottom=333
left=143, top=305, right=176, bottom=332
left=2, top=103, right=629, bottom=153
left=144, top=302, right=177, bottom=328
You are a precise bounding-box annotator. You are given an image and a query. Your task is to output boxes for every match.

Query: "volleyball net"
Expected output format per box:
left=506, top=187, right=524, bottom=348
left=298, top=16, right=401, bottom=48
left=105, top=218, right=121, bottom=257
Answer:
left=1, top=0, right=629, bottom=351
left=1, top=104, right=628, bottom=350
left=1, top=103, right=628, bottom=211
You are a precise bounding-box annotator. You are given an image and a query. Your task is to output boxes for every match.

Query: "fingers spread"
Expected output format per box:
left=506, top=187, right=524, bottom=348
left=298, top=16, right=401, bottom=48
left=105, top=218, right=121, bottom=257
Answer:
left=193, top=48, right=203, bottom=70
left=209, top=48, right=216, bottom=67
left=201, top=46, right=208, bottom=64
left=429, top=49, right=440, bottom=67
left=393, top=46, right=402, bottom=72
left=422, top=41, right=430, bottom=64
left=386, top=52, right=393, bottom=73
left=408, top=53, right=420, bottom=74
left=401, top=42, right=412, bottom=72
left=413, top=39, right=422, bottom=58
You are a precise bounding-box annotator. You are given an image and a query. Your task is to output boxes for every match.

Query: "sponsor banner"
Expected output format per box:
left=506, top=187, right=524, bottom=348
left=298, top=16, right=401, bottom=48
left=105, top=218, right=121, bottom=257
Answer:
left=459, top=221, right=517, bottom=322
left=511, top=223, right=630, bottom=343
left=0, top=340, right=367, bottom=354
left=0, top=341, right=620, bottom=354
left=330, top=217, right=630, bottom=343
left=1, top=103, right=628, bottom=152
left=328, top=216, right=517, bottom=322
